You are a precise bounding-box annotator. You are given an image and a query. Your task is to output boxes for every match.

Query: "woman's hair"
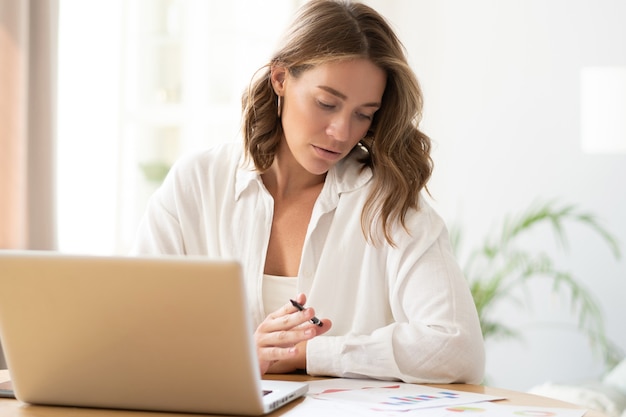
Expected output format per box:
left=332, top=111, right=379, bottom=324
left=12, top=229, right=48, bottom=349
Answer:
left=242, top=0, right=432, bottom=246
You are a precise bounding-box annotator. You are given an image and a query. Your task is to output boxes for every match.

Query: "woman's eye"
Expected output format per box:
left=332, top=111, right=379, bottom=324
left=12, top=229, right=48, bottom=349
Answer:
left=357, top=112, right=373, bottom=121
left=317, top=100, right=335, bottom=110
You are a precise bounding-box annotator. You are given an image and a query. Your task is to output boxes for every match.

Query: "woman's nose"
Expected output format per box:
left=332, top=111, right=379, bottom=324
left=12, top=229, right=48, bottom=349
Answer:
left=326, top=113, right=352, bottom=142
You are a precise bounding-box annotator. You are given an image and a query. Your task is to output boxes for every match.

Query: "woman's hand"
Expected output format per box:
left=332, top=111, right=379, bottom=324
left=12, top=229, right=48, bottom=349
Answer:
left=255, top=293, right=331, bottom=375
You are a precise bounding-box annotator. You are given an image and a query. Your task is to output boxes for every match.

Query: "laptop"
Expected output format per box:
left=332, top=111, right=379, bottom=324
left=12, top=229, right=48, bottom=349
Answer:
left=0, top=252, right=308, bottom=415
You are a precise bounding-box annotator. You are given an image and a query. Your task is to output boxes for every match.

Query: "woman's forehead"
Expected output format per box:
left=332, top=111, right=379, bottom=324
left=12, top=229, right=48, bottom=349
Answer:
left=293, top=59, right=386, bottom=102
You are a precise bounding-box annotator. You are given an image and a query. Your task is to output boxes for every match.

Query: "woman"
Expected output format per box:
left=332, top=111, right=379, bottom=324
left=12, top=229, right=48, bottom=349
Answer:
left=133, top=0, right=485, bottom=384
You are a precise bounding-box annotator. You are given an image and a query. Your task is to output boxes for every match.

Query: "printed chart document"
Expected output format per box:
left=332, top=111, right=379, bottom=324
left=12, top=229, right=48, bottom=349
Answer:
left=283, top=379, right=586, bottom=417
left=435, top=402, right=587, bottom=417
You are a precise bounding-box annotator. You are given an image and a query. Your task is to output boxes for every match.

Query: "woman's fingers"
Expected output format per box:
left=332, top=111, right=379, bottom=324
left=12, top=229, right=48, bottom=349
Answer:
left=256, top=321, right=316, bottom=348
left=316, top=318, right=332, bottom=335
left=255, top=293, right=332, bottom=374
left=262, top=299, right=316, bottom=331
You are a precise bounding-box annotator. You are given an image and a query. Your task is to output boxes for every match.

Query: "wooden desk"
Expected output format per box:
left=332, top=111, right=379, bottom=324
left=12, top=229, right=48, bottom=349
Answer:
left=0, top=370, right=604, bottom=417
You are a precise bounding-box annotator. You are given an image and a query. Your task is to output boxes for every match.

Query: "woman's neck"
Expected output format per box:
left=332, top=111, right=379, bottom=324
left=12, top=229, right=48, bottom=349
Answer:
left=262, top=146, right=326, bottom=200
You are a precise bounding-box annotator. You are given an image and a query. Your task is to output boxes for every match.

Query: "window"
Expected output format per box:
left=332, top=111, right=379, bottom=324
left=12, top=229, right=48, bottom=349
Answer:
left=57, top=0, right=303, bottom=254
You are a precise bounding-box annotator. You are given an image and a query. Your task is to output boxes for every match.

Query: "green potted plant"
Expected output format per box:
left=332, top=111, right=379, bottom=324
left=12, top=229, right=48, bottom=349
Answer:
left=451, top=200, right=623, bottom=369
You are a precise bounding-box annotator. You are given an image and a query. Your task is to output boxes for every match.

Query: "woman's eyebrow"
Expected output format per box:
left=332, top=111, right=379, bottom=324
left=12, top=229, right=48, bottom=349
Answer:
left=317, top=85, right=381, bottom=107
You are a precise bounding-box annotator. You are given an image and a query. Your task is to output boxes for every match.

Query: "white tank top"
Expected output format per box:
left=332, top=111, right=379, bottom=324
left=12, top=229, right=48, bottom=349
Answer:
left=262, top=274, right=298, bottom=316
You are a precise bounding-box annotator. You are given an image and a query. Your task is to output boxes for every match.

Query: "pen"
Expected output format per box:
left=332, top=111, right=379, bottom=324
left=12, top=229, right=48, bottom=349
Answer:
left=289, top=299, right=323, bottom=327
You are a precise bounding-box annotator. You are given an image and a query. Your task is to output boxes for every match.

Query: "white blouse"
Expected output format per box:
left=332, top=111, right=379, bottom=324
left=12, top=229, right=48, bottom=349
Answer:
left=132, top=142, right=485, bottom=384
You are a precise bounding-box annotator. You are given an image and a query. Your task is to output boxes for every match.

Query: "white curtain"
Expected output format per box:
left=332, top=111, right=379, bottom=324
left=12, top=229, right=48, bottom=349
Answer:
left=0, top=0, right=58, bottom=250
left=0, top=0, right=59, bottom=369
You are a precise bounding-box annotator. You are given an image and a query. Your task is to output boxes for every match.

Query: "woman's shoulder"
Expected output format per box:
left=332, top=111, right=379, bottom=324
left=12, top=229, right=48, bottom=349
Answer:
left=157, top=142, right=247, bottom=198
left=389, top=196, right=449, bottom=247
left=411, top=197, right=447, bottom=229
left=168, top=142, right=244, bottom=177
left=176, top=141, right=242, bottom=166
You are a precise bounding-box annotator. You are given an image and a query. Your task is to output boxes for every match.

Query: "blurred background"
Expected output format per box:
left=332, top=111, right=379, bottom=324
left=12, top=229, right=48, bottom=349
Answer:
left=2, top=0, right=625, bottom=396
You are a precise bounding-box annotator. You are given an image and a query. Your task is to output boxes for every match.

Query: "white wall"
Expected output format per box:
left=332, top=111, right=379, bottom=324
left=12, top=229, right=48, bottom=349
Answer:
left=365, top=0, right=626, bottom=390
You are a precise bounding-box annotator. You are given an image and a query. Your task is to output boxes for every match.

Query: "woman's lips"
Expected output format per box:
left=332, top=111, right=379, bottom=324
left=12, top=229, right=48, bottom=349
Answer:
left=312, top=145, right=342, bottom=160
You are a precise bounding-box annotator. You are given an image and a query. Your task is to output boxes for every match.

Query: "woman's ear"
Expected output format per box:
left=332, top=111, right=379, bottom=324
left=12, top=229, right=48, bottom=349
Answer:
left=270, top=66, right=287, bottom=95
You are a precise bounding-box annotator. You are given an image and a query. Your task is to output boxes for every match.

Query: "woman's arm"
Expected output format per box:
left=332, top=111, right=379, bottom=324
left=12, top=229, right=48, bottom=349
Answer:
left=305, top=225, right=485, bottom=384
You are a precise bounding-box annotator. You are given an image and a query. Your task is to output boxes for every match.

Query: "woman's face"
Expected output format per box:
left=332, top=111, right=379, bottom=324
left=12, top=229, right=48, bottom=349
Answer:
left=272, top=58, right=386, bottom=176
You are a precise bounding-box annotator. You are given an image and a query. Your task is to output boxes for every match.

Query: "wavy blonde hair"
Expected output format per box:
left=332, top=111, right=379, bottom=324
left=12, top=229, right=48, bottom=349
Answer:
left=242, top=0, right=432, bottom=246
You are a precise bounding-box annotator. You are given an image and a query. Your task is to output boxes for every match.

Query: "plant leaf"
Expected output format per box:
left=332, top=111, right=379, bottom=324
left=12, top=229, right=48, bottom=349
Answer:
left=457, top=199, right=624, bottom=370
